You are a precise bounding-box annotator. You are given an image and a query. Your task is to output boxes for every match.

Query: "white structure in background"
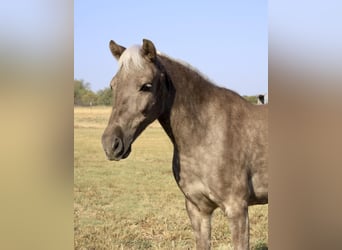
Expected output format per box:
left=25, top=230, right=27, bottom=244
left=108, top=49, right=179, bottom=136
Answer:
left=257, top=93, right=268, bottom=105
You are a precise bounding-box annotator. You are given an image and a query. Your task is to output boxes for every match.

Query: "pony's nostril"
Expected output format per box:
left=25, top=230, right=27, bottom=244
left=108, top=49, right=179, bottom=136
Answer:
left=113, top=138, right=120, bottom=150
left=112, top=137, right=123, bottom=155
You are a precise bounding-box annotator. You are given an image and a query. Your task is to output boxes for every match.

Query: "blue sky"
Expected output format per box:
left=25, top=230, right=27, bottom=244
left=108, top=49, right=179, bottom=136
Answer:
left=74, top=1, right=267, bottom=95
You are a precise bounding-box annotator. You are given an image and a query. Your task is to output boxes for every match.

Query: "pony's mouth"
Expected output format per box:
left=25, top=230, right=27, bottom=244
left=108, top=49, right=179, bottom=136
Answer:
left=121, top=145, right=132, bottom=159
left=111, top=141, right=132, bottom=161
left=106, top=145, right=131, bottom=161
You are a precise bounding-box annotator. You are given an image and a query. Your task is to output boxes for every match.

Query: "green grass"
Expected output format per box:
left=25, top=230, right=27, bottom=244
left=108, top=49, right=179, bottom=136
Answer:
left=74, top=106, right=268, bottom=249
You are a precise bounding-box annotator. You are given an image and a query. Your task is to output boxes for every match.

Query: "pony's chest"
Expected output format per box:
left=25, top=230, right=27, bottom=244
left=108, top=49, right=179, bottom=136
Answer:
left=172, top=153, right=217, bottom=202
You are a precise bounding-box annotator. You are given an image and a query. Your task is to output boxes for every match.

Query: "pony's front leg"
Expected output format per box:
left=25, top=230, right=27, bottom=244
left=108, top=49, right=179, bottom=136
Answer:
left=225, top=201, right=249, bottom=250
left=185, top=199, right=214, bottom=250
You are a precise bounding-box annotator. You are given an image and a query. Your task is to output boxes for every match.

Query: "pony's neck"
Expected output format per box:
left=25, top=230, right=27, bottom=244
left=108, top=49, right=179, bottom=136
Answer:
left=157, top=54, right=217, bottom=144
left=157, top=54, right=250, bottom=146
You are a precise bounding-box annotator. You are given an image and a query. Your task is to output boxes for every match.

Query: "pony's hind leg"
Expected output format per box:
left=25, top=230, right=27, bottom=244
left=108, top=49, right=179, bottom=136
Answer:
left=185, top=198, right=214, bottom=250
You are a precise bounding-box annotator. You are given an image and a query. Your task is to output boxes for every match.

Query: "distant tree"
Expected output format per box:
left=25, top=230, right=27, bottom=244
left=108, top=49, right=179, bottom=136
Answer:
left=96, top=87, right=112, bottom=106
left=74, top=79, right=96, bottom=106
left=81, top=91, right=97, bottom=106
left=243, top=95, right=258, bottom=104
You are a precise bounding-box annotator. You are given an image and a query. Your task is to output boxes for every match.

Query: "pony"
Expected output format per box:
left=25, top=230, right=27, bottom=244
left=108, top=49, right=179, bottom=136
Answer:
left=102, top=39, right=268, bottom=249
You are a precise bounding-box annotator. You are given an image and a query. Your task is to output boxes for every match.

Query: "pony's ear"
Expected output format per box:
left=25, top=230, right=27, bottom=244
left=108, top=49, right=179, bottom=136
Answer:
left=142, top=39, right=157, bottom=62
left=109, top=40, right=126, bottom=60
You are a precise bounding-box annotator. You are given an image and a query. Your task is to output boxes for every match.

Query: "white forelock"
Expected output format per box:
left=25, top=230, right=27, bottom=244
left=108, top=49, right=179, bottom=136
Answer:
left=118, top=45, right=144, bottom=71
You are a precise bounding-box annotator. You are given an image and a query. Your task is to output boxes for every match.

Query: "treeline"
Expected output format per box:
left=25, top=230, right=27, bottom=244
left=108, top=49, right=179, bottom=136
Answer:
left=243, top=95, right=258, bottom=104
left=74, top=79, right=259, bottom=106
left=74, top=80, right=112, bottom=106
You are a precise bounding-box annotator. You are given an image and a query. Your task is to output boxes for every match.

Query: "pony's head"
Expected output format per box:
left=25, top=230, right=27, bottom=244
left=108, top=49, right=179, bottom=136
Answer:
left=102, top=39, right=170, bottom=161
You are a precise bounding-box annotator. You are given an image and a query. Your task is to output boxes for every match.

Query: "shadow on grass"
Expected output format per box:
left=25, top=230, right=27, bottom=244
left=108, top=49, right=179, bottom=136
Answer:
left=254, top=242, right=268, bottom=250
left=119, top=240, right=153, bottom=249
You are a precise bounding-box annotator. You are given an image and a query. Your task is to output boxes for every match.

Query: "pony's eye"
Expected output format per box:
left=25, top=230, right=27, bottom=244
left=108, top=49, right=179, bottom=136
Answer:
left=140, top=82, right=153, bottom=92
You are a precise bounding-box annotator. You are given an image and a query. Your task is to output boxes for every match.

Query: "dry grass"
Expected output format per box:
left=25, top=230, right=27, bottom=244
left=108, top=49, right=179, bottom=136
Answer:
left=74, top=106, right=268, bottom=249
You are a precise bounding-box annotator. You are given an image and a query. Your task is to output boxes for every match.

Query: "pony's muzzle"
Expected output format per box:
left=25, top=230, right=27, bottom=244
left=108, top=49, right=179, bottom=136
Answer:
left=102, top=126, right=132, bottom=161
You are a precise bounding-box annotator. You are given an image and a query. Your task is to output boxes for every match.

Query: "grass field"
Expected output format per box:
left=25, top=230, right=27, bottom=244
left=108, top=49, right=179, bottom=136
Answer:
left=74, top=106, right=268, bottom=249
